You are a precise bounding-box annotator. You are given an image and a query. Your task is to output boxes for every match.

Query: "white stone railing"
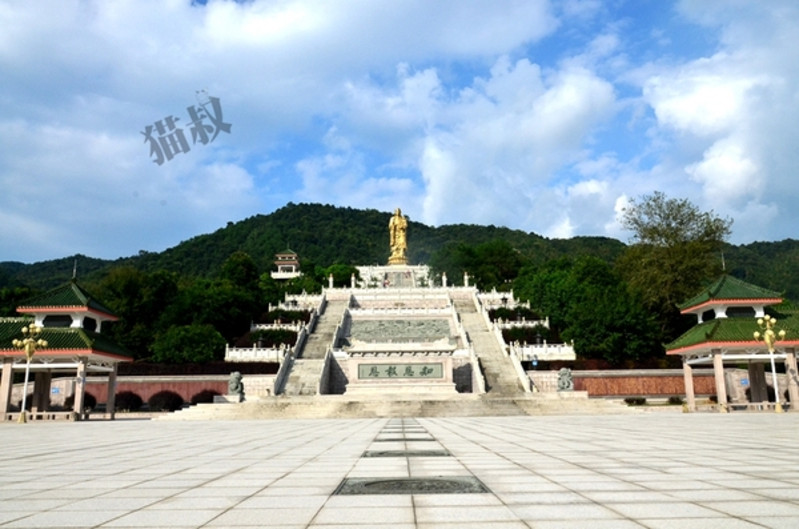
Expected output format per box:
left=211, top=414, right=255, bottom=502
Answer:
left=226, top=318, right=312, bottom=364
left=274, top=291, right=324, bottom=311
left=349, top=291, right=451, bottom=307
left=513, top=342, right=576, bottom=362
left=508, top=346, right=533, bottom=392
left=469, top=343, right=486, bottom=394
left=494, top=317, right=549, bottom=329
left=348, top=307, right=452, bottom=316
left=331, top=307, right=351, bottom=350
left=477, top=289, right=531, bottom=310
left=225, top=346, right=286, bottom=363
left=251, top=321, right=306, bottom=332
left=273, top=350, right=294, bottom=395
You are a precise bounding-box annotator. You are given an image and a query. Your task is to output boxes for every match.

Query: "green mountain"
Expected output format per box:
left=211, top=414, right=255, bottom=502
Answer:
left=1, top=202, right=798, bottom=300
left=0, top=203, right=625, bottom=288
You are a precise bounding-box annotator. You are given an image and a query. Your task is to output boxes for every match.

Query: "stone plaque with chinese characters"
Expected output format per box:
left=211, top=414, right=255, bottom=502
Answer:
left=358, top=363, right=444, bottom=379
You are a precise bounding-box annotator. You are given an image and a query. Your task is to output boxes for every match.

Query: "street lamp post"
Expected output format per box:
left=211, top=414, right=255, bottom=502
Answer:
left=754, top=315, right=786, bottom=413
left=11, top=325, right=48, bottom=423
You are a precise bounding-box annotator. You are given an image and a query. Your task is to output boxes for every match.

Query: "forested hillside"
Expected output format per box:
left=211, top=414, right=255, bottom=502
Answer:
left=1, top=202, right=796, bottom=298
left=1, top=201, right=797, bottom=367
left=0, top=203, right=627, bottom=288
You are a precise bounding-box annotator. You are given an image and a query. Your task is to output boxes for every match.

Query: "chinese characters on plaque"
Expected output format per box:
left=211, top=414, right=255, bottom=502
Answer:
left=141, top=91, right=231, bottom=165
left=358, top=363, right=444, bottom=380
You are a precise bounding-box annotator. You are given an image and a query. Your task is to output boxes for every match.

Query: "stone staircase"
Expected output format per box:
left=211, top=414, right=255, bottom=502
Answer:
left=160, top=393, right=639, bottom=421
left=453, top=298, right=525, bottom=395
left=281, top=299, right=349, bottom=396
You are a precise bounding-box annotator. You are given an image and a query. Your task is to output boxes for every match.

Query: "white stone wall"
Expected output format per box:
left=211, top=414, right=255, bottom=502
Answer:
left=241, top=375, right=277, bottom=398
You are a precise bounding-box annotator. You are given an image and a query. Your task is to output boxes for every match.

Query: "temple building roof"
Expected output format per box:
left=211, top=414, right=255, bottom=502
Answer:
left=16, top=280, right=118, bottom=320
left=666, top=310, right=799, bottom=355
left=677, top=275, right=782, bottom=314
left=0, top=317, right=132, bottom=361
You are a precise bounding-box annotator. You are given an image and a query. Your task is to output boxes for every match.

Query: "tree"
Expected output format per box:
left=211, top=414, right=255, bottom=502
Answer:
left=324, top=264, right=360, bottom=288
left=151, top=324, right=226, bottom=363
left=95, top=267, right=178, bottom=358
left=160, top=278, right=261, bottom=343
left=220, top=251, right=259, bottom=290
left=616, top=192, right=732, bottom=339
left=514, top=257, right=661, bottom=365
left=429, top=239, right=528, bottom=289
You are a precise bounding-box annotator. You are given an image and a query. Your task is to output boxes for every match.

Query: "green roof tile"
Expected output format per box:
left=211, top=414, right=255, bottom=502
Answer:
left=17, top=281, right=117, bottom=317
left=0, top=319, right=131, bottom=359
left=666, top=310, right=799, bottom=352
left=677, top=275, right=782, bottom=311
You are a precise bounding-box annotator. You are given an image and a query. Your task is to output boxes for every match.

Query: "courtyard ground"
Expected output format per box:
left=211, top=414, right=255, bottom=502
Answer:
left=1, top=413, right=797, bottom=528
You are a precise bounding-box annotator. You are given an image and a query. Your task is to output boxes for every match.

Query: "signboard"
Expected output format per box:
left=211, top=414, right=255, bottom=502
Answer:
left=358, top=363, right=444, bottom=380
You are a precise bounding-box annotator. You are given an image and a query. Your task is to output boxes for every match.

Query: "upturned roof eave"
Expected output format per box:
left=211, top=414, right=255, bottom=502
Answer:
left=0, top=348, right=133, bottom=362
left=667, top=339, right=799, bottom=356
left=679, top=297, right=784, bottom=315
left=17, top=305, right=119, bottom=321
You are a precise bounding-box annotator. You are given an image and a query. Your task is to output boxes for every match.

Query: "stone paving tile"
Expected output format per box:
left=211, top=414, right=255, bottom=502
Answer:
left=414, top=505, right=521, bottom=524
left=529, top=521, right=647, bottom=529
left=207, top=506, right=322, bottom=526
left=639, top=518, right=771, bottom=529
left=700, top=501, right=799, bottom=517
left=2, top=415, right=799, bottom=528
left=101, top=509, right=221, bottom=528
left=313, top=505, right=416, bottom=524
left=4, top=510, right=130, bottom=528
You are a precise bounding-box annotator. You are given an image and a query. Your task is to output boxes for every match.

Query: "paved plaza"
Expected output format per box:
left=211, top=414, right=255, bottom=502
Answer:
left=1, top=414, right=799, bottom=528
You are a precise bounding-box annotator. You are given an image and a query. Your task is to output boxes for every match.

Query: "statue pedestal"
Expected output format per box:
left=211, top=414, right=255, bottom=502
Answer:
left=357, top=265, right=430, bottom=288
left=388, top=256, right=408, bottom=266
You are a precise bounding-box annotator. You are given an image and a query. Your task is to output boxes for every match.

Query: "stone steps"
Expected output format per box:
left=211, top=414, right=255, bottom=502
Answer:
left=282, top=300, right=349, bottom=396
left=454, top=299, right=525, bottom=395
left=160, top=393, right=639, bottom=421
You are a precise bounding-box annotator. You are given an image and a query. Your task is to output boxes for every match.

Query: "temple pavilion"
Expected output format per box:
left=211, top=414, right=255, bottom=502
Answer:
left=0, top=281, right=132, bottom=421
left=667, top=275, right=799, bottom=412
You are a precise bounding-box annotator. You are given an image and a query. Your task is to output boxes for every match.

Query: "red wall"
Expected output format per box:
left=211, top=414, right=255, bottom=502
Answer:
left=84, top=371, right=714, bottom=403
left=574, top=374, right=716, bottom=396
left=85, top=378, right=228, bottom=404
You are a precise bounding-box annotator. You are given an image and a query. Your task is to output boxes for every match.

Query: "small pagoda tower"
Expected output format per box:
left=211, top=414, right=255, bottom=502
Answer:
left=271, top=249, right=302, bottom=280
left=0, top=281, right=132, bottom=421
left=667, top=275, right=799, bottom=412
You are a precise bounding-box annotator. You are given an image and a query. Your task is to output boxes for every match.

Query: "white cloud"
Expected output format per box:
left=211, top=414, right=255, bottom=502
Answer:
left=3, top=0, right=799, bottom=263
left=686, top=139, right=759, bottom=204
left=644, top=63, right=769, bottom=137
left=417, top=59, right=616, bottom=234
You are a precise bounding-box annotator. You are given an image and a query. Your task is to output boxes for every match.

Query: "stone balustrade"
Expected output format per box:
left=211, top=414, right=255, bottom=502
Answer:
left=224, top=345, right=287, bottom=362
left=513, top=342, right=576, bottom=362
left=494, top=317, right=549, bottom=329
left=251, top=322, right=306, bottom=332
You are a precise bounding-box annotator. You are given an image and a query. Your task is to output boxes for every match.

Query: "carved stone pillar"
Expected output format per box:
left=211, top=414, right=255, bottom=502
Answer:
left=682, top=359, right=696, bottom=412
left=0, top=358, right=14, bottom=421
left=712, top=350, right=728, bottom=412
left=784, top=348, right=799, bottom=410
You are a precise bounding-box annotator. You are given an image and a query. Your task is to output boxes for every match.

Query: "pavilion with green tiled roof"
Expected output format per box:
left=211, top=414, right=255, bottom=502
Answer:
left=667, top=275, right=799, bottom=412
left=1, top=281, right=131, bottom=422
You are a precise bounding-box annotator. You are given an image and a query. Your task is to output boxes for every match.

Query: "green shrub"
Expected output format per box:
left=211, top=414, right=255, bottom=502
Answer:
left=64, top=392, right=97, bottom=411
left=191, top=389, right=221, bottom=405
left=148, top=390, right=184, bottom=412
left=115, top=391, right=143, bottom=411
left=624, top=397, right=647, bottom=406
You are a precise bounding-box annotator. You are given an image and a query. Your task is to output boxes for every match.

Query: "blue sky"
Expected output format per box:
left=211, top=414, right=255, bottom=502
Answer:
left=2, top=0, right=798, bottom=263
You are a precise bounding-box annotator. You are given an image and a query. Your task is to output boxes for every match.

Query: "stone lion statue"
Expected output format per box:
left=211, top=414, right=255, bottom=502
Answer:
left=557, top=367, right=574, bottom=391
left=228, top=371, right=245, bottom=402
